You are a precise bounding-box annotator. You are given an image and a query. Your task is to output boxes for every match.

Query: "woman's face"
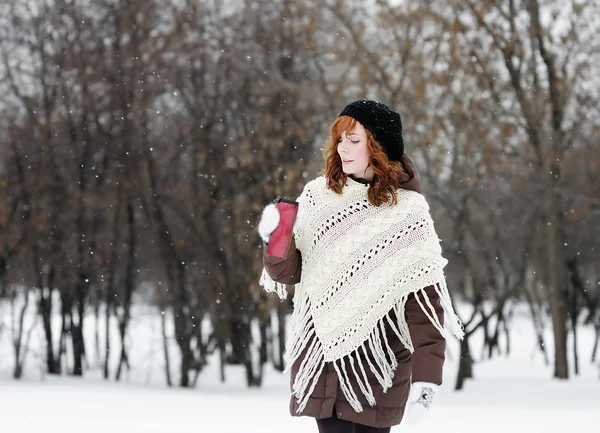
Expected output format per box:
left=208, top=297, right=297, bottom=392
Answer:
left=337, top=121, right=374, bottom=181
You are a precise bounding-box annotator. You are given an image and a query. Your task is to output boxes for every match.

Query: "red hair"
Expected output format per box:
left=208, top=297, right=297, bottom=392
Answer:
left=321, top=116, right=405, bottom=206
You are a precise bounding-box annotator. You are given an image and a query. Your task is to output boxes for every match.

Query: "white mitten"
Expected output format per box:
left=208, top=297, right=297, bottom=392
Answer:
left=258, top=203, right=280, bottom=243
left=407, top=382, right=438, bottom=425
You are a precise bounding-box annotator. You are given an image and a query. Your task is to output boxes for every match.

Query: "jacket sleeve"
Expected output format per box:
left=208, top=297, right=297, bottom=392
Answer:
left=405, top=285, right=446, bottom=384
left=262, top=237, right=302, bottom=285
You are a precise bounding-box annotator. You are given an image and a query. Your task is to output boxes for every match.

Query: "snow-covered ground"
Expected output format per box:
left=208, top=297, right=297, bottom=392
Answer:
left=0, top=298, right=598, bottom=432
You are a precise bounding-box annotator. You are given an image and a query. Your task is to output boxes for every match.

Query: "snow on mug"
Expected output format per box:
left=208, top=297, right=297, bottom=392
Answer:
left=267, top=196, right=299, bottom=259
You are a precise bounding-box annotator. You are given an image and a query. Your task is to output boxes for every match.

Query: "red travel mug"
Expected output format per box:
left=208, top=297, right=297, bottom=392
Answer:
left=267, top=196, right=299, bottom=259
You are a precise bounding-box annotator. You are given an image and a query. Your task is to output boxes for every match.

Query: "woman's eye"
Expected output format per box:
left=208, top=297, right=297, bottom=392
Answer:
left=337, top=138, right=359, bottom=144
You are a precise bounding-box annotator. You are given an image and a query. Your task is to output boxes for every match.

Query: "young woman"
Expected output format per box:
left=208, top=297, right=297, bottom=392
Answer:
left=258, top=100, right=464, bottom=432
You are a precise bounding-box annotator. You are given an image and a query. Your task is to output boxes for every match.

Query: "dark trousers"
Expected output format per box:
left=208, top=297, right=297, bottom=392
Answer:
left=316, top=409, right=391, bottom=433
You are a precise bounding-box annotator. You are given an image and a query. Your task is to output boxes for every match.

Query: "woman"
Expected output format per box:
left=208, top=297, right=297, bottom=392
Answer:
left=258, top=100, right=464, bottom=432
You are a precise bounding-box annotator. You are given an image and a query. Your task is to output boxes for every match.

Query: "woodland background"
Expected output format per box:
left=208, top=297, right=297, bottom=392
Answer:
left=0, top=0, right=598, bottom=391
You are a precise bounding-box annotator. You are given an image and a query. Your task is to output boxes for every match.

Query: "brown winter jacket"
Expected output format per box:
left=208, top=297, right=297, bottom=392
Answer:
left=262, top=156, right=446, bottom=428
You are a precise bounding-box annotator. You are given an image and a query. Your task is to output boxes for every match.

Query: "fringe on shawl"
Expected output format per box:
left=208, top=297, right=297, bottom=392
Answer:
left=278, top=280, right=464, bottom=414
left=259, top=267, right=288, bottom=300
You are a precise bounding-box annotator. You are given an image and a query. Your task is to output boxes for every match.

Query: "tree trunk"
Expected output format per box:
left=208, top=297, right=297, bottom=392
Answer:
left=228, top=318, right=247, bottom=365
left=525, top=284, right=549, bottom=365
left=160, top=305, right=172, bottom=387
left=571, top=284, right=579, bottom=376
left=533, top=0, right=569, bottom=379
left=13, top=363, right=23, bottom=379
left=12, top=290, right=38, bottom=380
left=70, top=308, right=84, bottom=376
left=104, top=182, right=123, bottom=379
left=455, top=335, right=473, bottom=391
left=592, top=322, right=600, bottom=363
left=115, top=344, right=131, bottom=381
left=245, top=317, right=265, bottom=388
left=104, top=299, right=111, bottom=379
left=173, top=261, right=192, bottom=388
left=219, top=337, right=227, bottom=383
left=58, top=300, right=68, bottom=373
left=486, top=306, right=504, bottom=359
left=503, top=309, right=512, bottom=357
left=116, top=198, right=136, bottom=382
left=259, top=315, right=268, bottom=366
left=546, top=215, right=569, bottom=379
left=11, top=287, right=31, bottom=379
left=245, top=348, right=263, bottom=388
left=38, top=265, right=59, bottom=374
left=94, top=302, right=100, bottom=367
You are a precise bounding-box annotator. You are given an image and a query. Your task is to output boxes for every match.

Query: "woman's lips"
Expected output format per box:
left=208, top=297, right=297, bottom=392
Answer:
left=342, top=159, right=353, bottom=164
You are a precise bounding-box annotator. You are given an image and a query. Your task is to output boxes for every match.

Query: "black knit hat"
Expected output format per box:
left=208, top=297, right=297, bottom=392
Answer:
left=339, top=100, right=404, bottom=163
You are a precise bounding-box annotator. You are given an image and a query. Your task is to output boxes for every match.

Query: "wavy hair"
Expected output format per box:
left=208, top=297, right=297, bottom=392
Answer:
left=321, top=115, right=405, bottom=207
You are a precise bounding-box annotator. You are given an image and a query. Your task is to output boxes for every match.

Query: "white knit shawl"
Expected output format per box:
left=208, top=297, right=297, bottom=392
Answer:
left=259, top=176, right=464, bottom=413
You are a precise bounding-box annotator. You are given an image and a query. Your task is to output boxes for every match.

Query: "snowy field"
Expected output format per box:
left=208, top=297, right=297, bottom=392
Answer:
left=1, top=299, right=599, bottom=433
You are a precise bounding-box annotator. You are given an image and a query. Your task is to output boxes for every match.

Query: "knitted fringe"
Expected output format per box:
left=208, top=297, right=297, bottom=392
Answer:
left=280, top=281, right=464, bottom=414
left=435, top=279, right=465, bottom=340
left=259, top=267, right=288, bottom=300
